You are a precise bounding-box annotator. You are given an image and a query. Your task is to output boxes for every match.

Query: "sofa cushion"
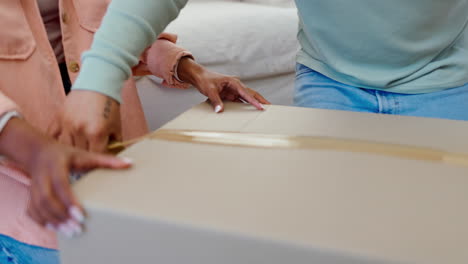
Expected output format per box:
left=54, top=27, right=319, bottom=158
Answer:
left=165, top=1, right=299, bottom=80
left=242, top=0, right=295, bottom=8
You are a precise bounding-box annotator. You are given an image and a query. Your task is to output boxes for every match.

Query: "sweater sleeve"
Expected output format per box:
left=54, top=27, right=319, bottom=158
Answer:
left=72, top=0, right=188, bottom=102
left=144, top=33, right=193, bottom=89
left=134, top=32, right=193, bottom=89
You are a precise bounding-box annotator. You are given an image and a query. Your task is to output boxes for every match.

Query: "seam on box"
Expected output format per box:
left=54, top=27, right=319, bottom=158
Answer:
left=239, top=108, right=267, bottom=133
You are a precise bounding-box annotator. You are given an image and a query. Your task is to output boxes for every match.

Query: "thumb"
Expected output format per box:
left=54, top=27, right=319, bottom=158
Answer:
left=109, top=118, right=123, bottom=151
left=207, top=91, right=224, bottom=113
left=73, top=152, right=133, bottom=171
left=111, top=126, right=123, bottom=144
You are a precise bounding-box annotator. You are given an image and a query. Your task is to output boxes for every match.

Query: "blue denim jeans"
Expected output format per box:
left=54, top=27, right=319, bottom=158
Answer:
left=0, top=234, right=59, bottom=264
left=294, top=64, right=468, bottom=121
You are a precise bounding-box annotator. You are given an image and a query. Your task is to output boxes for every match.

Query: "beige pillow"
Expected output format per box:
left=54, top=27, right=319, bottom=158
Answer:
left=165, top=1, right=299, bottom=79
left=191, top=0, right=240, bottom=2
left=241, top=0, right=295, bottom=7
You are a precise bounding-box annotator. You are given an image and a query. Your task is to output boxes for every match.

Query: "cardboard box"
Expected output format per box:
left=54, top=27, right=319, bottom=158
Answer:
left=60, top=102, right=468, bottom=264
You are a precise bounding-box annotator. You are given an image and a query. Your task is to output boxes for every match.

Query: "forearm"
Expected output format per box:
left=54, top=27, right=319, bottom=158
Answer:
left=72, top=0, right=188, bottom=102
left=0, top=118, right=49, bottom=174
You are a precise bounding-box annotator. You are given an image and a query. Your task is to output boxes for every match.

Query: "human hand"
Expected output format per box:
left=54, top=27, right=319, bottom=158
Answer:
left=177, top=57, right=270, bottom=113
left=27, top=142, right=132, bottom=237
left=0, top=118, right=132, bottom=238
left=48, top=90, right=122, bottom=153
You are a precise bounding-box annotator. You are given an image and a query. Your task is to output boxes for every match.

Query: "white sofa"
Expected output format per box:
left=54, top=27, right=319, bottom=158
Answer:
left=137, top=0, right=298, bottom=130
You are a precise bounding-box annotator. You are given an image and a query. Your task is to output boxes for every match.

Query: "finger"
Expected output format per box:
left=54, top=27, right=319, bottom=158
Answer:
left=218, top=89, right=230, bottom=100
left=47, top=119, right=61, bottom=139
left=225, top=79, right=264, bottom=110
left=50, top=163, right=82, bottom=221
left=38, top=192, right=69, bottom=226
left=31, top=187, right=61, bottom=227
left=235, top=84, right=264, bottom=110
left=225, top=93, right=238, bottom=102
left=33, top=172, right=69, bottom=225
left=58, top=130, right=75, bottom=147
left=73, top=152, right=133, bottom=171
left=252, top=90, right=271, bottom=105
left=206, top=90, right=224, bottom=113
left=27, top=201, right=46, bottom=227
left=73, top=132, right=89, bottom=151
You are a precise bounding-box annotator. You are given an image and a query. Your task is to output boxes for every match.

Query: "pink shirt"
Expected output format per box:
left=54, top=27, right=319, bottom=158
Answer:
left=0, top=0, right=191, bottom=249
left=0, top=93, right=18, bottom=116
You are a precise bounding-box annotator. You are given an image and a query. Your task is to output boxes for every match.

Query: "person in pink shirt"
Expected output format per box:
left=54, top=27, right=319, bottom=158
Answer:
left=0, top=0, right=269, bottom=263
left=0, top=92, right=131, bottom=263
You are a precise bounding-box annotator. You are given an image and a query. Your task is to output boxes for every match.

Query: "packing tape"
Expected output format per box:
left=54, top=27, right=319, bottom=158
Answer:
left=108, top=129, right=468, bottom=168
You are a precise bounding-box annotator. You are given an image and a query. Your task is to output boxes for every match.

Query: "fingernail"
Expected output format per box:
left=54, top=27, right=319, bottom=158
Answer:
left=66, top=219, right=83, bottom=236
left=69, top=206, right=85, bottom=223
left=259, top=103, right=265, bottom=110
left=58, top=223, right=75, bottom=238
left=121, top=157, right=133, bottom=165
left=215, top=105, right=222, bottom=113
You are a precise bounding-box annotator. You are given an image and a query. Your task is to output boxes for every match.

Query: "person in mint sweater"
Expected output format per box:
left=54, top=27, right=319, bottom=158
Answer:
left=294, top=0, right=468, bottom=119
left=51, top=0, right=267, bottom=154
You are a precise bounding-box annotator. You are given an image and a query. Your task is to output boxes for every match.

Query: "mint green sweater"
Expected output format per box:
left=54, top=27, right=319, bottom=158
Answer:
left=295, top=0, right=468, bottom=93
left=72, top=0, right=188, bottom=102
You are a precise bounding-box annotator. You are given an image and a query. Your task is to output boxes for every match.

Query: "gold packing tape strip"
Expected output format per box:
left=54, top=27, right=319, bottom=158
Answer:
left=108, top=129, right=468, bottom=168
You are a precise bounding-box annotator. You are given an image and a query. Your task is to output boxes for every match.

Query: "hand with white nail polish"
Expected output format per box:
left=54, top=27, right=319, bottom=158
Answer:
left=15, top=123, right=133, bottom=234
left=176, top=57, right=271, bottom=113
left=0, top=111, right=132, bottom=238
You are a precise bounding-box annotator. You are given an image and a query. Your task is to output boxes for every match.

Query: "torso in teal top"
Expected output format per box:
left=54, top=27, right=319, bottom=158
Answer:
left=295, top=0, right=468, bottom=94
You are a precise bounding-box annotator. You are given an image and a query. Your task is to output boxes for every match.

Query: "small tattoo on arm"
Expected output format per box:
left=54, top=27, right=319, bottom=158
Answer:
left=103, top=98, right=112, bottom=119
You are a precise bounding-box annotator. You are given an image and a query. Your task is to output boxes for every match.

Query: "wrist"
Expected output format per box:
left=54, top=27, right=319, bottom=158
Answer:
left=176, top=57, right=206, bottom=86
left=0, top=118, right=51, bottom=173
